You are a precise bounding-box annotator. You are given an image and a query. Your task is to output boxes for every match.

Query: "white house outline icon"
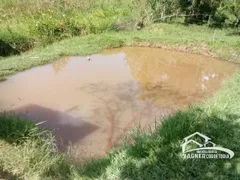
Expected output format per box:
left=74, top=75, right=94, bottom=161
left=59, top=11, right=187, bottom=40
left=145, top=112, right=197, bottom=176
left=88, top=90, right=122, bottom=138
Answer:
left=181, top=132, right=216, bottom=153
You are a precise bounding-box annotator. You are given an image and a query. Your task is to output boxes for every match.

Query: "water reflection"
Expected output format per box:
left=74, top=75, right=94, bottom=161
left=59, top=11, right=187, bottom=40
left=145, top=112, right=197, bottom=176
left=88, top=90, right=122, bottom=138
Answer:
left=78, top=81, right=174, bottom=151
left=52, top=56, right=70, bottom=75
left=102, top=47, right=235, bottom=107
left=0, top=47, right=237, bottom=160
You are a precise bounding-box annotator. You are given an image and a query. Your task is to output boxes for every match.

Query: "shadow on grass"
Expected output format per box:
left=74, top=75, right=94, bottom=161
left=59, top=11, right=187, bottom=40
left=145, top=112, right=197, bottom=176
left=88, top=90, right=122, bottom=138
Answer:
left=78, top=107, right=240, bottom=179
left=40, top=156, right=74, bottom=180
left=227, top=31, right=240, bottom=36
left=0, top=40, right=20, bottom=57
left=77, top=155, right=112, bottom=179
left=120, top=108, right=240, bottom=179
left=1, top=106, right=240, bottom=179
left=0, top=168, right=17, bottom=180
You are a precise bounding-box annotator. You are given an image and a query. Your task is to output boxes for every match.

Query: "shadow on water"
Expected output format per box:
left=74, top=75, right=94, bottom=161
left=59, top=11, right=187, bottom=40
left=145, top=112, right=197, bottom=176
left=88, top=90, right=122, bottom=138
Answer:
left=78, top=81, right=175, bottom=151
left=0, top=47, right=237, bottom=161
left=78, top=108, right=240, bottom=179
left=0, top=109, right=80, bottom=180
left=7, top=104, right=99, bottom=151
left=0, top=47, right=239, bottom=178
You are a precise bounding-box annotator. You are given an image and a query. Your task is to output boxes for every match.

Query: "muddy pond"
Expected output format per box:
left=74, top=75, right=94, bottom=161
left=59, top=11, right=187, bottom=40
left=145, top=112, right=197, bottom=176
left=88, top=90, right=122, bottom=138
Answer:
left=0, top=47, right=237, bottom=161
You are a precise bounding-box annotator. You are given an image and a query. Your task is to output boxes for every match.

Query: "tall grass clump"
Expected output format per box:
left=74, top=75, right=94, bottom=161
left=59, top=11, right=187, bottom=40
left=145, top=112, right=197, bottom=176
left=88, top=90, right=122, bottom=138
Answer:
left=0, top=113, right=77, bottom=179
left=0, top=0, right=139, bottom=56
left=1, top=0, right=239, bottom=56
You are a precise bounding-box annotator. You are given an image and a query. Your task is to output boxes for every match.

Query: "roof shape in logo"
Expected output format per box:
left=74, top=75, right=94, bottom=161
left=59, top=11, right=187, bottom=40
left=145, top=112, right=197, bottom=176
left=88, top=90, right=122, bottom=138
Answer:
left=183, top=132, right=211, bottom=143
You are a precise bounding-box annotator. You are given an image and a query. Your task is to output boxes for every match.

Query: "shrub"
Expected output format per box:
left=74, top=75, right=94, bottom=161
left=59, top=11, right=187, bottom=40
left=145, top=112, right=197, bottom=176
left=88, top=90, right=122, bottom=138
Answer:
left=0, top=27, right=34, bottom=54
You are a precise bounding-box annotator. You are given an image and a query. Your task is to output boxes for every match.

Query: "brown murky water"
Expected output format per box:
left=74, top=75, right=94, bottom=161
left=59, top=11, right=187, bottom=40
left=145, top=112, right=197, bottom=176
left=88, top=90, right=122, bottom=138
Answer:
left=0, top=47, right=237, bottom=160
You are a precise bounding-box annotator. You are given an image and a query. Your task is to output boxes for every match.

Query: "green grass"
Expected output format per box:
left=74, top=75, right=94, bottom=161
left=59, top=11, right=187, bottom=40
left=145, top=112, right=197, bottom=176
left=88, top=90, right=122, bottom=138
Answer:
left=0, top=0, right=137, bottom=55
left=84, top=71, right=240, bottom=180
left=0, top=25, right=240, bottom=179
left=79, top=72, right=240, bottom=179
left=1, top=1, right=240, bottom=179
left=1, top=19, right=240, bottom=180
left=0, top=114, right=73, bottom=179
left=0, top=23, right=240, bottom=81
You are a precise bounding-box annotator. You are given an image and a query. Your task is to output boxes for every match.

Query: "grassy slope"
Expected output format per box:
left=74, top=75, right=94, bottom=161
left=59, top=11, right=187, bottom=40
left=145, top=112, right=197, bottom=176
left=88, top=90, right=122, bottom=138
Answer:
left=0, top=23, right=240, bottom=179
left=0, top=0, right=134, bottom=55
left=1, top=23, right=240, bottom=81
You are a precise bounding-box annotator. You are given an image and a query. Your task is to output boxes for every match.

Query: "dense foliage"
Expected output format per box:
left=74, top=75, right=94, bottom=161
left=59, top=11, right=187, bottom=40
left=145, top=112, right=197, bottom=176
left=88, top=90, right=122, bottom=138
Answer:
left=148, top=0, right=240, bottom=27
left=0, top=0, right=239, bottom=56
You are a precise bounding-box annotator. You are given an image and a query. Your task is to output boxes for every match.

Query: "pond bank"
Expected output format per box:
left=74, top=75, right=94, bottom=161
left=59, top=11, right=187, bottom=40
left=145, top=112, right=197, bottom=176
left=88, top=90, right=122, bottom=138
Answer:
left=0, top=23, right=240, bottom=179
left=1, top=47, right=237, bottom=162
left=0, top=23, right=240, bottom=82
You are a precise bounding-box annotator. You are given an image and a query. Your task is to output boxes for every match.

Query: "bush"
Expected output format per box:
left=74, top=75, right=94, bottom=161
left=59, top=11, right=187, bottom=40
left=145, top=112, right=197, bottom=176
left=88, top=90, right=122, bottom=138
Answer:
left=0, top=28, right=34, bottom=54
left=216, top=0, right=240, bottom=27
left=0, top=0, right=133, bottom=54
left=147, top=0, right=240, bottom=27
left=31, top=4, right=129, bottom=42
